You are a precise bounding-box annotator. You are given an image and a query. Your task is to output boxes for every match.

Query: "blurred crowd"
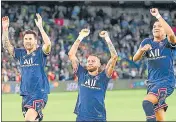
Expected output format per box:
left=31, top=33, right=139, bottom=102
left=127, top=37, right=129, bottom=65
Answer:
left=1, top=2, right=176, bottom=82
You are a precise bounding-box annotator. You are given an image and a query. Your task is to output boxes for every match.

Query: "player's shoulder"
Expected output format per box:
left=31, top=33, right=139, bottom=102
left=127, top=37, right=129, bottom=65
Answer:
left=37, top=45, right=43, bottom=50
left=14, top=47, right=26, bottom=52
left=35, top=45, right=43, bottom=52
left=140, top=38, right=152, bottom=47
left=142, top=38, right=152, bottom=43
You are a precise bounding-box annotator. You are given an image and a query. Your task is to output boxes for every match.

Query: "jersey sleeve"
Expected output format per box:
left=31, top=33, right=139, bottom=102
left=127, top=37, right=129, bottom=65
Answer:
left=14, top=48, right=24, bottom=60
left=101, top=70, right=112, bottom=82
left=140, top=38, right=149, bottom=48
left=38, top=46, right=49, bottom=57
left=75, top=63, right=87, bottom=77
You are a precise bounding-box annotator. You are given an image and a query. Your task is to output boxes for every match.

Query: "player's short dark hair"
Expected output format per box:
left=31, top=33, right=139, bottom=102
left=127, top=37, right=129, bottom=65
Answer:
left=149, top=18, right=159, bottom=30
left=154, top=20, right=159, bottom=24
left=23, top=29, right=37, bottom=39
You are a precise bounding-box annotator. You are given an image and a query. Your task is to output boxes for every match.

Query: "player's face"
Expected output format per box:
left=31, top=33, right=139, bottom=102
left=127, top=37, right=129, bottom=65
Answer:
left=152, top=21, right=165, bottom=38
left=86, top=56, right=101, bottom=72
left=23, top=34, right=37, bottom=50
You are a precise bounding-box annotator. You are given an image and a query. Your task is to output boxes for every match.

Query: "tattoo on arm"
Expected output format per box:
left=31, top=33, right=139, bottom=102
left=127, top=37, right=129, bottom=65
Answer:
left=68, top=37, right=82, bottom=74
left=2, top=31, right=14, bottom=56
left=68, top=39, right=81, bottom=59
left=106, top=58, right=113, bottom=69
left=107, top=41, right=117, bottom=56
left=70, top=57, right=79, bottom=73
left=106, top=56, right=117, bottom=77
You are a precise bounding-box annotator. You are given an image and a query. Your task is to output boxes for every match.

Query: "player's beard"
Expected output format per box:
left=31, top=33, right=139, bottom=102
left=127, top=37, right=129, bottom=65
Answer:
left=87, top=66, right=98, bottom=72
left=24, top=42, right=35, bottom=51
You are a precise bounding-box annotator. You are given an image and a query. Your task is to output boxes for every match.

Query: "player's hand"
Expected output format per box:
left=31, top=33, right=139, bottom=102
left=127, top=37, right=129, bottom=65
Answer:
left=35, top=13, right=43, bottom=29
left=99, top=31, right=109, bottom=38
left=150, top=8, right=160, bottom=17
left=141, top=44, right=152, bottom=52
left=79, top=29, right=90, bottom=38
left=2, top=16, right=9, bottom=31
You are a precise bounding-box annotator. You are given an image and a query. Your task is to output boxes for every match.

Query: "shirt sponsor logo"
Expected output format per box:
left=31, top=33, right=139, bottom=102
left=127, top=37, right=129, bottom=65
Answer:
left=21, top=58, right=39, bottom=67
left=81, top=79, right=101, bottom=90
left=148, top=49, right=166, bottom=60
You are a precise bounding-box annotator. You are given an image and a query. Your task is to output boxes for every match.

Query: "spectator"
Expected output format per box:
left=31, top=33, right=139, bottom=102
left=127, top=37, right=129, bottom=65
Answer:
left=1, top=1, right=176, bottom=82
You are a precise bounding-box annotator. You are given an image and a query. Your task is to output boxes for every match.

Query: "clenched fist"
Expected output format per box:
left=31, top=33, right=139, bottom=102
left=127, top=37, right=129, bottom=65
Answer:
left=99, top=31, right=109, bottom=38
left=150, top=8, right=160, bottom=18
left=79, top=29, right=90, bottom=38
left=2, top=16, right=9, bottom=31
left=141, top=44, right=152, bottom=52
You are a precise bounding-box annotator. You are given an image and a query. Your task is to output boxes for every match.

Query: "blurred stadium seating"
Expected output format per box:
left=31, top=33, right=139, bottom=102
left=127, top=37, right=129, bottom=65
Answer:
left=1, top=1, right=176, bottom=83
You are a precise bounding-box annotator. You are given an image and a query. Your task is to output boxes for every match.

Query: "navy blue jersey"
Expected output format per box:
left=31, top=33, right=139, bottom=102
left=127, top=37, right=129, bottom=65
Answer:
left=14, top=46, right=50, bottom=95
left=140, top=38, right=176, bottom=87
left=74, top=64, right=111, bottom=120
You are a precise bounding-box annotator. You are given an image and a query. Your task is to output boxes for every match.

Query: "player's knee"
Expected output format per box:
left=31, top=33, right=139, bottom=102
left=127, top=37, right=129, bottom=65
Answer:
left=144, top=94, right=158, bottom=104
left=25, top=108, right=38, bottom=121
left=142, top=100, right=153, bottom=110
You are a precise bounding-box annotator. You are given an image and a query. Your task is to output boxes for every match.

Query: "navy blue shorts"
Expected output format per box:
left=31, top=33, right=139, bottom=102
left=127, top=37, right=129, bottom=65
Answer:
left=76, top=116, right=106, bottom=122
left=22, top=94, right=48, bottom=121
left=147, top=82, right=174, bottom=112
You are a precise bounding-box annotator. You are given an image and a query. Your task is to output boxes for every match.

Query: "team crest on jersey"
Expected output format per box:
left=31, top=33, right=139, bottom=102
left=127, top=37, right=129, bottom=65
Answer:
left=95, top=76, right=100, bottom=80
left=159, top=42, right=164, bottom=47
left=32, top=52, right=36, bottom=56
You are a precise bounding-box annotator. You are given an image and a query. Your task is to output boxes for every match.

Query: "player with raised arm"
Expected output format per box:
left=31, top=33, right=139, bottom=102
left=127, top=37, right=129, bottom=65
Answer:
left=2, top=14, right=51, bottom=121
left=68, top=29, right=118, bottom=121
left=133, top=8, right=176, bottom=121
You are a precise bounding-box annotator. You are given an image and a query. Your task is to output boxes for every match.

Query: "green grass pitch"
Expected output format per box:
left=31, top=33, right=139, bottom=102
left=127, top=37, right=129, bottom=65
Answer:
left=2, top=90, right=176, bottom=121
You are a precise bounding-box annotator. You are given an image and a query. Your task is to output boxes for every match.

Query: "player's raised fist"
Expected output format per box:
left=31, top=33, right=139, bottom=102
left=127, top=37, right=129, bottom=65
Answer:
left=35, top=13, right=43, bottom=29
left=150, top=8, right=160, bottom=17
left=2, top=16, right=9, bottom=31
left=141, top=44, right=152, bottom=52
left=79, top=29, right=90, bottom=38
left=99, top=31, right=109, bottom=38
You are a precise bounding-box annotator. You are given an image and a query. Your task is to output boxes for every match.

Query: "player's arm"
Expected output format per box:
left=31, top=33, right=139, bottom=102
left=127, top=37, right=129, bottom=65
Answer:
left=99, top=31, right=118, bottom=77
left=150, top=8, right=176, bottom=44
left=68, top=29, right=90, bottom=73
left=2, top=16, right=14, bottom=56
left=35, top=13, right=51, bottom=54
left=133, top=44, right=152, bottom=62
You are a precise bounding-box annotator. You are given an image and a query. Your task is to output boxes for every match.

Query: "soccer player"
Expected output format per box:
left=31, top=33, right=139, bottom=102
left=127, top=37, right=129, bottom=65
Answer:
left=68, top=29, right=118, bottom=121
left=133, top=8, right=176, bottom=121
left=2, top=14, right=51, bottom=121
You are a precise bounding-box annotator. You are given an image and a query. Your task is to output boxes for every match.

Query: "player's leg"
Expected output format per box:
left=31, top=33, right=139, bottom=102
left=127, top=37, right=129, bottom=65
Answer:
left=25, top=108, right=38, bottom=121
left=154, top=84, right=174, bottom=121
left=143, top=83, right=174, bottom=121
left=142, top=93, right=158, bottom=121
left=22, top=94, right=48, bottom=122
left=155, top=108, right=165, bottom=121
left=76, top=116, right=83, bottom=122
